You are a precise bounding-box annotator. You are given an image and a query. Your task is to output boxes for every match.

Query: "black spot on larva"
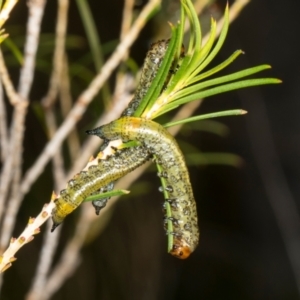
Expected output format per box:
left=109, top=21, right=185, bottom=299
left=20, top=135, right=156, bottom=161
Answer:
left=121, top=40, right=169, bottom=117
left=165, top=199, right=179, bottom=209
left=184, top=222, right=192, bottom=232
left=60, top=189, right=67, bottom=196
left=165, top=185, right=173, bottom=192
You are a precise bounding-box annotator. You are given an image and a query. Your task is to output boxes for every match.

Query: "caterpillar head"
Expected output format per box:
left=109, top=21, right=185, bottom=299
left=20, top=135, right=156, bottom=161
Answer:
left=51, top=208, right=62, bottom=232
left=51, top=203, right=65, bottom=232
left=170, top=240, right=192, bottom=259
left=51, top=196, right=75, bottom=232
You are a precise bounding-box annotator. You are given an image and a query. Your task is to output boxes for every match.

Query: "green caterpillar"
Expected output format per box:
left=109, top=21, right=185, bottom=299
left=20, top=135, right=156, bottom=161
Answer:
left=122, top=40, right=170, bottom=117
left=51, top=146, right=150, bottom=232
left=87, top=117, right=199, bottom=259
left=90, top=40, right=170, bottom=214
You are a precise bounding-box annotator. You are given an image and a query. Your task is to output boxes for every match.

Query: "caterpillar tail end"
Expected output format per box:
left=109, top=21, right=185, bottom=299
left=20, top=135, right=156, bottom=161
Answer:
left=170, top=245, right=192, bottom=259
left=170, top=238, right=194, bottom=259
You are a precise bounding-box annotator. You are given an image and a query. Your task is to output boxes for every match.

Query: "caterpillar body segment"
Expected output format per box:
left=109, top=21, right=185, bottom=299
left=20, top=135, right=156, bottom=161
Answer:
left=51, top=146, right=150, bottom=232
left=87, top=117, right=200, bottom=258
left=122, top=40, right=169, bottom=117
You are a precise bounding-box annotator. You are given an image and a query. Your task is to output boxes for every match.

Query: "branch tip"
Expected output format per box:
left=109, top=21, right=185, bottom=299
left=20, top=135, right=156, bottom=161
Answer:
left=33, top=228, right=41, bottom=235
left=9, top=256, right=17, bottom=262
left=1, top=262, right=11, bottom=273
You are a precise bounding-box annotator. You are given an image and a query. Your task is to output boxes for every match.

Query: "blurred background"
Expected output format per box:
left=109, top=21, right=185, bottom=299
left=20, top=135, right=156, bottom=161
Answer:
left=1, top=0, right=300, bottom=299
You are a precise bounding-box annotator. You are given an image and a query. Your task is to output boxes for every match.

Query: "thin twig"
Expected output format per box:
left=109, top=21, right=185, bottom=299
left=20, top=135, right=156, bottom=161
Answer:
left=0, top=50, right=22, bottom=105
left=18, top=0, right=46, bottom=98
left=27, top=0, right=69, bottom=298
left=44, top=110, right=66, bottom=186
left=0, top=141, right=121, bottom=274
left=0, top=0, right=18, bottom=28
left=120, top=0, right=134, bottom=39
left=67, top=0, right=144, bottom=176
left=0, top=0, right=47, bottom=250
left=41, top=0, right=68, bottom=109
left=67, top=75, right=133, bottom=178
left=0, top=51, right=24, bottom=218
left=59, top=56, right=81, bottom=162
left=25, top=107, right=66, bottom=299
left=0, top=105, right=26, bottom=244
left=0, top=200, right=55, bottom=273
left=39, top=212, right=90, bottom=300
left=0, top=81, right=8, bottom=162
left=25, top=222, right=62, bottom=300
left=20, top=0, right=161, bottom=197
left=110, top=0, right=135, bottom=109
left=0, top=0, right=158, bottom=269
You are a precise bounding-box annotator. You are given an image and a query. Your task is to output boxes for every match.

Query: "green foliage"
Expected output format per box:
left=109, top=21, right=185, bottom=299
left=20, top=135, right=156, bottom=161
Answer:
left=132, top=0, right=280, bottom=124
left=83, top=189, right=130, bottom=202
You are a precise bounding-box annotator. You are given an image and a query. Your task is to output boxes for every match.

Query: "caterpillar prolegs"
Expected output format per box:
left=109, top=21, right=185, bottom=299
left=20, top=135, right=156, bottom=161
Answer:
left=87, top=117, right=200, bottom=259
left=51, top=146, right=150, bottom=232
left=91, top=181, right=115, bottom=215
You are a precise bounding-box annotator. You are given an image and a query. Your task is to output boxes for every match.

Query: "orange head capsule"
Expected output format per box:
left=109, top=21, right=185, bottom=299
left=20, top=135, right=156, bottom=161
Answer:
left=170, top=243, right=192, bottom=259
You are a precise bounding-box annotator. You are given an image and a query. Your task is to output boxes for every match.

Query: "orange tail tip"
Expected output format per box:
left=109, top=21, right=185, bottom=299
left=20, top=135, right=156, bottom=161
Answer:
left=170, top=240, right=192, bottom=259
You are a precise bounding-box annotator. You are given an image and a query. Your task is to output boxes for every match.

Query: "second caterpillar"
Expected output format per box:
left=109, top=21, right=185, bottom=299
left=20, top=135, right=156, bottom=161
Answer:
left=87, top=117, right=200, bottom=259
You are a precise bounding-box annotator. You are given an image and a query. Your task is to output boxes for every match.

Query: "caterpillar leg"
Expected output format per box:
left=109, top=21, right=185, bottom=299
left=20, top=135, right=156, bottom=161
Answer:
left=92, top=181, right=115, bottom=215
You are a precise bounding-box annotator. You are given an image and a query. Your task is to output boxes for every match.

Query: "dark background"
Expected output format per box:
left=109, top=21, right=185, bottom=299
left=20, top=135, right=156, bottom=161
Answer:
left=2, top=0, right=300, bottom=299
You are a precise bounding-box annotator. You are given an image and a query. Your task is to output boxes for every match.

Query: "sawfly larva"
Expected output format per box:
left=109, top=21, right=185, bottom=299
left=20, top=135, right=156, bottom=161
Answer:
left=51, top=146, right=150, bottom=232
left=86, top=117, right=200, bottom=259
left=90, top=40, right=172, bottom=215
left=122, top=39, right=185, bottom=117
left=89, top=40, right=170, bottom=214
left=122, top=40, right=170, bottom=116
